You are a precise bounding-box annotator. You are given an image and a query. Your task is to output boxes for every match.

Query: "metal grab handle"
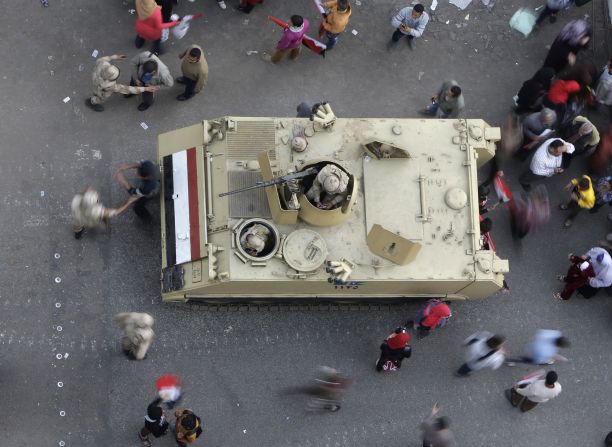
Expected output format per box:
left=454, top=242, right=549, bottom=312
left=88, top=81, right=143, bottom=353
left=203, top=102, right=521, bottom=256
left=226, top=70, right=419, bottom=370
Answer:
left=417, top=176, right=430, bottom=221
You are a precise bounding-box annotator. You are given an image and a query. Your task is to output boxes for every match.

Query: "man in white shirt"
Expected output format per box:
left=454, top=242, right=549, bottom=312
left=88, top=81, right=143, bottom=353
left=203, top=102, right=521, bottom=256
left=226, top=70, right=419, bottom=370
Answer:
left=455, top=331, right=506, bottom=377
left=506, top=371, right=562, bottom=412
left=519, top=138, right=575, bottom=191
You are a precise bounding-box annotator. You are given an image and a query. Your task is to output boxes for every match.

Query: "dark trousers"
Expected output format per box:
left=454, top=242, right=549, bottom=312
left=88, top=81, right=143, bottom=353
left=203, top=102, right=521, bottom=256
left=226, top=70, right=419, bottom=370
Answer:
left=536, top=5, right=557, bottom=24
left=129, top=78, right=155, bottom=106
left=519, top=170, right=547, bottom=191
left=326, top=31, right=339, bottom=49
left=563, top=200, right=582, bottom=221
left=134, top=197, right=152, bottom=221
left=578, top=284, right=600, bottom=298
left=392, top=29, right=413, bottom=42
left=182, top=77, right=197, bottom=99
left=508, top=387, right=539, bottom=412
left=456, top=363, right=472, bottom=376
left=135, top=35, right=162, bottom=55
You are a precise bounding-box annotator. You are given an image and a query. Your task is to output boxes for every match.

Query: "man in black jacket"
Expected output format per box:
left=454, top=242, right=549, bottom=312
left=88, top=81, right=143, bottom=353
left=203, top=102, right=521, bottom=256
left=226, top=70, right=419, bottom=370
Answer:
left=376, top=327, right=412, bottom=371
left=139, top=398, right=169, bottom=446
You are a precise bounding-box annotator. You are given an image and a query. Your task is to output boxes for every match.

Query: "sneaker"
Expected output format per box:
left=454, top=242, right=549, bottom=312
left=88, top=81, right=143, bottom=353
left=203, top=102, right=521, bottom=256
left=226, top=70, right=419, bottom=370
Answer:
left=74, top=229, right=84, bottom=239
left=217, top=0, right=227, bottom=9
left=137, top=103, right=150, bottom=111
left=408, top=38, right=416, bottom=50
left=85, top=98, right=104, bottom=112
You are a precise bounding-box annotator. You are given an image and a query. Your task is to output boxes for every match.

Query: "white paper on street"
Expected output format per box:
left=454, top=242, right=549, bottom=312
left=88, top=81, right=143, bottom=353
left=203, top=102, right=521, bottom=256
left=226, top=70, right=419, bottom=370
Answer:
left=91, top=49, right=99, bottom=58
left=351, top=29, right=358, bottom=35
left=62, top=97, right=70, bottom=103
left=140, top=122, right=149, bottom=130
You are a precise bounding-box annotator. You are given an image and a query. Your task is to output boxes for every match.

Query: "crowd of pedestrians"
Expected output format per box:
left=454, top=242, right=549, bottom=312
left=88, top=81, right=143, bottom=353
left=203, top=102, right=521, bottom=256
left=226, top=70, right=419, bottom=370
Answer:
left=61, top=0, right=612, bottom=445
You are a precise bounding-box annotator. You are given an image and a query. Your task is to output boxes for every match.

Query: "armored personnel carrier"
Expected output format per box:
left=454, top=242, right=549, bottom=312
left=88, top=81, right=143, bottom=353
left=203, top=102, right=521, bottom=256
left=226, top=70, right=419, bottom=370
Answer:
left=158, top=106, right=508, bottom=303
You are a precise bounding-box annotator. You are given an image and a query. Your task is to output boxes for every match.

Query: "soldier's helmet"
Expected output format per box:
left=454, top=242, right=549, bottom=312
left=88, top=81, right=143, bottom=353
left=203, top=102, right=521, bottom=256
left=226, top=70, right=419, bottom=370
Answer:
left=323, top=175, right=341, bottom=194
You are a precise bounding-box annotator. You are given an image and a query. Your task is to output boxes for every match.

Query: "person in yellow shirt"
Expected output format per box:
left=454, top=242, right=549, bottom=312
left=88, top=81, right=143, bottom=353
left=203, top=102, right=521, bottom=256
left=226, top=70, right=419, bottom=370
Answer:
left=559, top=175, right=595, bottom=228
left=320, top=0, right=352, bottom=50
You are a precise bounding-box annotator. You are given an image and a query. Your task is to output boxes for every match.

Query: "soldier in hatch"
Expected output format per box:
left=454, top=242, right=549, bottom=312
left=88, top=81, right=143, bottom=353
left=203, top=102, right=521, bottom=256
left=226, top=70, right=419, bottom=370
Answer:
left=240, top=223, right=271, bottom=256
left=306, top=164, right=349, bottom=209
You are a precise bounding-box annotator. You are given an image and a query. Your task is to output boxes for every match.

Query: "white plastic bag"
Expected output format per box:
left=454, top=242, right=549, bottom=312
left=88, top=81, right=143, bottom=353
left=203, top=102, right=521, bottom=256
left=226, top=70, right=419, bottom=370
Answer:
left=172, top=15, right=194, bottom=40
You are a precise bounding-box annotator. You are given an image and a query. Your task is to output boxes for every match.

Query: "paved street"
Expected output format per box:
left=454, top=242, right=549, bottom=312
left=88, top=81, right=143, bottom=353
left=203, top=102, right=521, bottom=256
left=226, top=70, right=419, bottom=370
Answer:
left=1, top=0, right=612, bottom=446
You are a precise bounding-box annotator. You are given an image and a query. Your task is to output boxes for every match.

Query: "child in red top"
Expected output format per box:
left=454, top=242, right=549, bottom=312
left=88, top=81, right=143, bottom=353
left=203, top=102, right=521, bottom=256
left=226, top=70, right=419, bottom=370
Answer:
left=409, top=299, right=452, bottom=339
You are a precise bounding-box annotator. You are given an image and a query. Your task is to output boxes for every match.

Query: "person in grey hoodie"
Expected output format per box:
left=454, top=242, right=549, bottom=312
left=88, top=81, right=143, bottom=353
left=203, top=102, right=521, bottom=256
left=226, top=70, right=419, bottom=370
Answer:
left=421, top=81, right=465, bottom=118
left=127, top=51, right=174, bottom=111
left=388, top=4, right=429, bottom=50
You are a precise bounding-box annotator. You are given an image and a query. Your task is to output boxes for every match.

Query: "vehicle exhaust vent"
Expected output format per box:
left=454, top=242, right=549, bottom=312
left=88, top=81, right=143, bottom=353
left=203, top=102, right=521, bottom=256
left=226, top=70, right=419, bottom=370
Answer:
left=228, top=171, right=272, bottom=218
left=226, top=121, right=277, bottom=160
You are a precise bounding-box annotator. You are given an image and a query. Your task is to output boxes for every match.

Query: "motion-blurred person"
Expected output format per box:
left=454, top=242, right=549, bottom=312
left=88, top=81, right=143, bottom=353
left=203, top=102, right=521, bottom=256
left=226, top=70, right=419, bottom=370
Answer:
left=319, top=0, right=352, bottom=50
left=420, top=81, right=464, bottom=118
left=514, top=67, right=555, bottom=114
left=536, top=0, right=574, bottom=25
left=408, top=299, right=452, bottom=339
left=455, top=331, right=506, bottom=377
left=542, top=79, right=582, bottom=125
left=139, top=397, right=169, bottom=446
left=594, top=60, right=612, bottom=117
left=421, top=403, right=457, bottom=447
left=114, top=160, right=159, bottom=221
left=506, top=330, right=570, bottom=365
left=519, top=139, right=574, bottom=191
left=553, top=253, right=596, bottom=300
left=518, top=108, right=557, bottom=159
left=86, top=54, right=158, bottom=112
left=114, top=312, right=155, bottom=360
left=560, top=116, right=599, bottom=155
left=174, top=408, right=203, bottom=445
left=559, top=174, right=595, bottom=228
left=376, top=327, right=412, bottom=372
left=508, top=186, right=551, bottom=241
left=134, top=0, right=179, bottom=55
left=156, top=374, right=183, bottom=409
left=575, top=247, right=612, bottom=298
left=71, top=187, right=138, bottom=239
left=305, top=366, right=351, bottom=411
left=591, top=176, right=612, bottom=213
left=176, top=45, right=209, bottom=101
left=542, top=20, right=591, bottom=74
left=480, top=114, right=521, bottom=188
left=505, top=371, right=562, bottom=413
left=589, top=126, right=612, bottom=175
left=127, top=51, right=174, bottom=111
left=388, top=4, right=429, bottom=50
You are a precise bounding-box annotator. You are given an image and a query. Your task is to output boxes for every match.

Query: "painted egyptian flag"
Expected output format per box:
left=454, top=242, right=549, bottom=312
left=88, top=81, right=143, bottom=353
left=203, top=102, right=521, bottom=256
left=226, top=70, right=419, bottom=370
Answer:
left=163, top=148, right=201, bottom=266
left=268, top=15, right=327, bottom=58
left=493, top=175, right=512, bottom=203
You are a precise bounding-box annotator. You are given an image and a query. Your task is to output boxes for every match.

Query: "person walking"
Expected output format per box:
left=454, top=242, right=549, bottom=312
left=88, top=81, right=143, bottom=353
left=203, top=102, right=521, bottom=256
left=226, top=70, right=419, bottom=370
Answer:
left=86, top=54, right=158, bottom=112
left=420, top=403, right=457, bottom=447
left=455, top=331, right=506, bottom=377
left=176, top=45, right=209, bottom=101
left=139, top=397, right=169, bottom=446
left=514, top=67, right=555, bottom=114
left=505, top=371, right=562, bottom=412
left=518, top=108, right=557, bottom=159
left=388, top=4, right=429, bottom=50
left=554, top=253, right=596, bottom=300
left=264, top=15, right=309, bottom=64
left=518, top=139, right=575, bottom=191
left=319, top=0, right=352, bottom=50
left=376, top=327, right=412, bottom=371
left=114, top=160, right=159, bottom=221
left=420, top=81, right=464, bottom=118
left=561, top=116, right=599, bottom=155
left=576, top=247, right=612, bottom=298
left=174, top=408, right=203, bottom=446
left=543, top=20, right=591, bottom=74
left=594, top=60, right=612, bottom=118
left=71, top=187, right=138, bottom=239
left=127, top=51, right=174, bottom=111
left=506, top=330, right=570, bottom=365
left=114, top=312, right=155, bottom=360
left=409, top=299, right=452, bottom=339
left=559, top=174, right=595, bottom=227
left=135, top=0, right=180, bottom=55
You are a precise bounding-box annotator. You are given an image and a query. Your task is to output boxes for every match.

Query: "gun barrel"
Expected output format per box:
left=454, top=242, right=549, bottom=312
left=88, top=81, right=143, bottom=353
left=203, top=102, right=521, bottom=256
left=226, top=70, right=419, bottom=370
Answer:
left=218, top=167, right=318, bottom=197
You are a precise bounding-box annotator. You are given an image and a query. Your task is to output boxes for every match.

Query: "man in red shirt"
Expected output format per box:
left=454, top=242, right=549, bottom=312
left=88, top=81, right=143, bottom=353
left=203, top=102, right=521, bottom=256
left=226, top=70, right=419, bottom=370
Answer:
left=409, top=299, right=452, bottom=339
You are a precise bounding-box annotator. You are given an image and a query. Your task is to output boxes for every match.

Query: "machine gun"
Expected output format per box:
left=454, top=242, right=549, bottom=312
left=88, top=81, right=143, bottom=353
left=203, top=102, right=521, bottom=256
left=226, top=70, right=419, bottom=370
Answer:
left=218, top=167, right=318, bottom=197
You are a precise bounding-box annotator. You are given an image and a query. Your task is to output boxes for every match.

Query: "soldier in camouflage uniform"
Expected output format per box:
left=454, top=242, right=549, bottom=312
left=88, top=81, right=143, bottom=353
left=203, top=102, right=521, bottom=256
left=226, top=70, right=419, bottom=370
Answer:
left=306, top=164, right=349, bottom=209
left=71, top=187, right=138, bottom=239
left=114, top=312, right=155, bottom=361
left=86, top=54, right=158, bottom=112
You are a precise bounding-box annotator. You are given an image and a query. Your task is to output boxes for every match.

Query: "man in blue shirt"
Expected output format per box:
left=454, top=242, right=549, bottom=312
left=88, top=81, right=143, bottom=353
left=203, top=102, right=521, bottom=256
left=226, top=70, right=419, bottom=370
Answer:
left=388, top=4, right=429, bottom=50
left=506, top=329, right=570, bottom=366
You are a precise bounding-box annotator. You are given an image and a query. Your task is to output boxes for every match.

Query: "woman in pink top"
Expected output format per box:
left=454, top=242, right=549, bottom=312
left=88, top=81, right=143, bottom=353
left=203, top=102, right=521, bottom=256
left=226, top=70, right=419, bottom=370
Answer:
left=269, top=15, right=310, bottom=64
left=135, top=0, right=179, bottom=55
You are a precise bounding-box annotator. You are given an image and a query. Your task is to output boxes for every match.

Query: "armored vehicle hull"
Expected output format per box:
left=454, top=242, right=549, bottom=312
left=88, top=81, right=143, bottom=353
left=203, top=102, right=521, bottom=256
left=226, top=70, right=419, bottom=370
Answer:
left=158, top=115, right=508, bottom=303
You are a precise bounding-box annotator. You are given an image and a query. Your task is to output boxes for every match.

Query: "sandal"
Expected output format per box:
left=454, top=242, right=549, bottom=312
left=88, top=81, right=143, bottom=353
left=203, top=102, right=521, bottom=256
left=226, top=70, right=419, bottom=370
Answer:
left=552, top=292, right=563, bottom=300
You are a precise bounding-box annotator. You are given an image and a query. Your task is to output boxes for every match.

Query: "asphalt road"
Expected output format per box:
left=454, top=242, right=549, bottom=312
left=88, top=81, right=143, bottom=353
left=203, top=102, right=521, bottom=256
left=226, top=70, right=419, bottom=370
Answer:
left=1, top=0, right=612, bottom=446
